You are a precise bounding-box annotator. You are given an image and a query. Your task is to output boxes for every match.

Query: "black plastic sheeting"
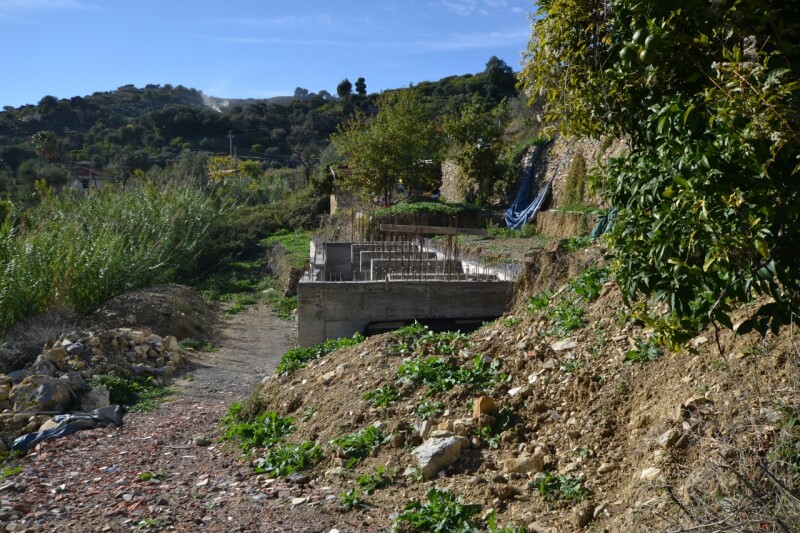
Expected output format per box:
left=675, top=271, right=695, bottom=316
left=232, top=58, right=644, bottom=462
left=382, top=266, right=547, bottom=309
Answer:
left=11, top=405, right=123, bottom=452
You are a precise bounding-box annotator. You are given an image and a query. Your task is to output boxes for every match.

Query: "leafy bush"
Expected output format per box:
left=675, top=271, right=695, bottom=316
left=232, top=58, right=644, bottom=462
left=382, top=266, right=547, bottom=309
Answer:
left=397, top=488, right=481, bottom=532
left=276, top=333, right=365, bottom=376
left=521, top=0, right=800, bottom=344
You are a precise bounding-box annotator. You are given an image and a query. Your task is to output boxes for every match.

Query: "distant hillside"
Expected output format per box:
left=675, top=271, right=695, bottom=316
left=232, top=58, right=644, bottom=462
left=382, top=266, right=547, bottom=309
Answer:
left=0, top=57, right=518, bottom=202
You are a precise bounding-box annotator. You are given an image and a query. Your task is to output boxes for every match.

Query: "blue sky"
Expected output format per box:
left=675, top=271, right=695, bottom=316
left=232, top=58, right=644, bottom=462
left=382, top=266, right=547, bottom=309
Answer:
left=0, top=0, right=533, bottom=108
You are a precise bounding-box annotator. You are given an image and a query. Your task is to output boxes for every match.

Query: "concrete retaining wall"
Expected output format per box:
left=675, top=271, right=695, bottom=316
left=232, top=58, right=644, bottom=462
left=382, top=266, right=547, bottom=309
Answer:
left=297, top=280, right=515, bottom=346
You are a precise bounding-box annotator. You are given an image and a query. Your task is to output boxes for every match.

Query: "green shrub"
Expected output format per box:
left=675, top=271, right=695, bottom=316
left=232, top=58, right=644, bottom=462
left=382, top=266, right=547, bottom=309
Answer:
left=357, top=464, right=392, bottom=495
left=568, top=267, right=610, bottom=301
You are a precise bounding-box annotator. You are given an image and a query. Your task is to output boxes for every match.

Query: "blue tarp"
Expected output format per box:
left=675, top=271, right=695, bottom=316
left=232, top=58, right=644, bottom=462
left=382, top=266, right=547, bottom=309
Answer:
left=11, top=405, right=123, bottom=452
left=504, top=185, right=550, bottom=230
left=590, top=208, right=618, bottom=238
left=504, top=144, right=551, bottom=229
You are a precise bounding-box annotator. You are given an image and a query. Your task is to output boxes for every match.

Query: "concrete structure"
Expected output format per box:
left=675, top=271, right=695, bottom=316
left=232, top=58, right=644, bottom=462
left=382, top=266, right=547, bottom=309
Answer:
left=297, top=239, right=516, bottom=346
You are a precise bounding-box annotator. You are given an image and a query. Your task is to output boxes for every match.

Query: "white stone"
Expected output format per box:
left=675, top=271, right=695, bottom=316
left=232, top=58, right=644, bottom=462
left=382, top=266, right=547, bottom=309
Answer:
left=640, top=467, right=661, bottom=481
left=411, top=436, right=468, bottom=479
left=551, top=339, right=577, bottom=352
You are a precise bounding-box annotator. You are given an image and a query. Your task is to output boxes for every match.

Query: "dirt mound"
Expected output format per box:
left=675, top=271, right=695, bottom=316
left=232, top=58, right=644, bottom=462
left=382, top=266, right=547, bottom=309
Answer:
left=245, top=244, right=799, bottom=532
left=82, top=284, right=216, bottom=341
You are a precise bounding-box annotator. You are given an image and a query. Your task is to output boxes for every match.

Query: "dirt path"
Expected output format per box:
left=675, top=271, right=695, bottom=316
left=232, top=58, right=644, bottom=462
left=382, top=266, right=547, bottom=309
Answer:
left=1, top=303, right=371, bottom=532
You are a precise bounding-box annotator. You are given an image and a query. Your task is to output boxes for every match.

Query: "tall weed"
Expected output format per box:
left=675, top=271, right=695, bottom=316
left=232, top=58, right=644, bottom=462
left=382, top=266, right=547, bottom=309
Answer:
left=0, top=184, right=224, bottom=332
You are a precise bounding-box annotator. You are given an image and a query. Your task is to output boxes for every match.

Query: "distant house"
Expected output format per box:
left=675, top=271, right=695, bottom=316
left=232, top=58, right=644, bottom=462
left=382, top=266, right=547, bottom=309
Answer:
left=66, top=161, right=108, bottom=194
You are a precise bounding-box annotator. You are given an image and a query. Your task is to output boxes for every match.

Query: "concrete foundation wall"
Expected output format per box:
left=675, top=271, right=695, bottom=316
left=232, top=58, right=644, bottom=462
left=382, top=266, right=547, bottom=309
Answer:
left=323, top=243, right=355, bottom=281
left=297, top=280, right=514, bottom=346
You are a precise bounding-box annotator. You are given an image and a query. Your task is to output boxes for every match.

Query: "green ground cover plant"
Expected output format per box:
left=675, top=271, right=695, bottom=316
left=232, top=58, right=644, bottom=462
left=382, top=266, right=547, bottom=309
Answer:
left=276, top=333, right=365, bottom=376
left=398, top=353, right=501, bottom=396
left=331, top=426, right=385, bottom=468
left=220, top=407, right=296, bottom=453
left=363, top=385, right=400, bottom=408
left=86, top=375, right=172, bottom=413
left=396, top=488, right=481, bottom=532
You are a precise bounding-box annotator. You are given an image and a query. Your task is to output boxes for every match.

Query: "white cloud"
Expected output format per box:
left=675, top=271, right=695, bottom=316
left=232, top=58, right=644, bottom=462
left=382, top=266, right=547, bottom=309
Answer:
left=440, top=0, right=479, bottom=16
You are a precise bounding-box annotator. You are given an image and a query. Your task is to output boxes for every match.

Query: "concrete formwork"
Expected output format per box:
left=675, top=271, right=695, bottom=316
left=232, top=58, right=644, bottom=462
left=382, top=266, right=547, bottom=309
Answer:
left=297, top=280, right=515, bottom=346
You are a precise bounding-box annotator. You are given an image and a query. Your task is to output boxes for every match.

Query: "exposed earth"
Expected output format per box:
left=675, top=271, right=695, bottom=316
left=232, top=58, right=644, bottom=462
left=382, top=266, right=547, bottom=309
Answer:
left=0, top=295, right=374, bottom=532
left=1, top=243, right=799, bottom=532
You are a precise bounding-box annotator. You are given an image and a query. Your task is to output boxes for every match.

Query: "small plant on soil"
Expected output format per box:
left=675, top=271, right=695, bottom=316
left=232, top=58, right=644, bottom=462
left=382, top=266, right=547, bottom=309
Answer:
left=301, top=404, right=317, bottom=422
left=396, top=488, right=481, bottom=532
left=137, top=469, right=166, bottom=481
left=339, top=487, right=369, bottom=510
left=357, top=464, right=392, bottom=495
left=548, top=300, right=585, bottom=335
left=473, top=408, right=518, bottom=449
left=416, top=400, right=444, bottom=420
left=527, top=291, right=551, bottom=312
left=391, top=322, right=469, bottom=357
left=568, top=267, right=610, bottom=301
left=86, top=374, right=172, bottom=413
left=486, top=511, right=526, bottom=533
left=623, top=339, right=662, bottom=365
left=220, top=407, right=296, bottom=453
left=177, top=338, right=215, bottom=352
left=534, top=473, right=589, bottom=502
left=363, top=385, right=400, bottom=408
left=252, top=441, right=323, bottom=477
left=398, top=353, right=500, bottom=395
left=276, top=333, right=365, bottom=376
left=332, top=426, right=385, bottom=468
left=562, top=236, right=591, bottom=253
left=0, top=465, right=22, bottom=480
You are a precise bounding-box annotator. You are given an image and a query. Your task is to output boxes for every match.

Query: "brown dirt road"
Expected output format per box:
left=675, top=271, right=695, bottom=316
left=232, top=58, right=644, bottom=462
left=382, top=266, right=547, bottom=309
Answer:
left=2, top=302, right=373, bottom=532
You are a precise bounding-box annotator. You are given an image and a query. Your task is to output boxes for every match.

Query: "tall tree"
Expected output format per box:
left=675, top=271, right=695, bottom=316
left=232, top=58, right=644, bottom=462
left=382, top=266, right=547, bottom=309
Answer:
left=444, top=97, right=508, bottom=206
left=336, top=78, right=353, bottom=98
left=520, top=0, right=800, bottom=343
left=331, top=89, right=442, bottom=206
left=355, top=77, right=367, bottom=96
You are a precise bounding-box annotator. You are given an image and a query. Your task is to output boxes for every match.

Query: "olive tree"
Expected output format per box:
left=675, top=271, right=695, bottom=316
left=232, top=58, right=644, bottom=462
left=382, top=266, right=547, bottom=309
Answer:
left=330, top=89, right=442, bottom=206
